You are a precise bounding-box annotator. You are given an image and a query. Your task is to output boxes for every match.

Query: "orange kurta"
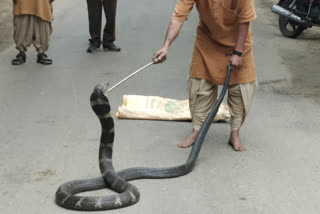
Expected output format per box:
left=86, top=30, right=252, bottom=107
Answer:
left=14, top=0, right=53, bottom=23
left=172, top=0, right=257, bottom=85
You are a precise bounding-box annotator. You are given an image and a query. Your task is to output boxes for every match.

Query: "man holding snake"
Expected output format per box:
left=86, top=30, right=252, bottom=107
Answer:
left=153, top=0, right=258, bottom=151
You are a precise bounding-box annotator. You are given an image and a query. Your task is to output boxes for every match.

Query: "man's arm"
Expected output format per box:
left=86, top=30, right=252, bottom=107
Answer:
left=153, top=19, right=184, bottom=63
left=230, top=22, right=250, bottom=68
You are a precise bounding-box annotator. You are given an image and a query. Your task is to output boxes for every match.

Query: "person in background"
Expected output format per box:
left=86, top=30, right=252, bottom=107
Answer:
left=86, top=0, right=120, bottom=53
left=12, top=0, right=54, bottom=65
left=153, top=0, right=258, bottom=151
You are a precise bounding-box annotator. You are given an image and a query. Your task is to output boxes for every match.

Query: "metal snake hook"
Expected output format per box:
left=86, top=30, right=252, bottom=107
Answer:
left=106, top=62, right=154, bottom=93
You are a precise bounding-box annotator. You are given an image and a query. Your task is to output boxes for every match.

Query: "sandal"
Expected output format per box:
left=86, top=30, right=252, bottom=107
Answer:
left=11, top=52, right=26, bottom=65
left=37, top=53, right=53, bottom=65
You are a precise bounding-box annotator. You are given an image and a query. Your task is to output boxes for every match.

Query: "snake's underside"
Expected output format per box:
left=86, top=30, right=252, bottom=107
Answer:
left=55, top=66, right=231, bottom=211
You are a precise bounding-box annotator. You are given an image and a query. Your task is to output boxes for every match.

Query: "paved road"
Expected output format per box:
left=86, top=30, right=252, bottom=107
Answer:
left=0, top=0, right=319, bottom=213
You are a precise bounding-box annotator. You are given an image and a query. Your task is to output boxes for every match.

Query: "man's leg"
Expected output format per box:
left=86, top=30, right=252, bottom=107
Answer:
left=102, top=0, right=120, bottom=51
left=12, top=15, right=34, bottom=65
left=227, top=80, right=258, bottom=151
left=178, top=77, right=218, bottom=148
left=86, top=0, right=103, bottom=52
left=32, top=16, right=53, bottom=65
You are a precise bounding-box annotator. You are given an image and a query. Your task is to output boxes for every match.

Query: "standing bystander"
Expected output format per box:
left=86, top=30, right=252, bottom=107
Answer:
left=86, top=0, right=120, bottom=53
left=12, top=0, right=54, bottom=65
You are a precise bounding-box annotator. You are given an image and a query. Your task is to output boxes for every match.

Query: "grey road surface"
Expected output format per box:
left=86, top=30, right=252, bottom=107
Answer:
left=1, top=0, right=320, bottom=213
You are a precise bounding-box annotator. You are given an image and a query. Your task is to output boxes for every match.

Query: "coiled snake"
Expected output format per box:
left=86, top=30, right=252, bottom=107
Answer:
left=55, top=65, right=232, bottom=211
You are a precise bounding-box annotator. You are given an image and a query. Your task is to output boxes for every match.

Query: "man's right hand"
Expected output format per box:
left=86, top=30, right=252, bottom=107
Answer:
left=153, top=47, right=168, bottom=64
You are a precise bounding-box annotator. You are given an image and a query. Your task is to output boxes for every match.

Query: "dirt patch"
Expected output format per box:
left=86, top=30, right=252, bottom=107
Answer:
left=32, top=169, right=56, bottom=182
left=279, top=35, right=320, bottom=99
left=0, top=0, right=13, bottom=52
left=260, top=0, right=320, bottom=105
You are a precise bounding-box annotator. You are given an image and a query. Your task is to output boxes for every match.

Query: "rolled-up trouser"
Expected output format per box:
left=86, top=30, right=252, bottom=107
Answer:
left=188, top=77, right=258, bottom=131
left=14, top=15, right=52, bottom=53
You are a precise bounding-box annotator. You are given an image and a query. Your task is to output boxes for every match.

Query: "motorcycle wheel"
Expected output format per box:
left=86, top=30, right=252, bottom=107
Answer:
left=278, top=0, right=306, bottom=38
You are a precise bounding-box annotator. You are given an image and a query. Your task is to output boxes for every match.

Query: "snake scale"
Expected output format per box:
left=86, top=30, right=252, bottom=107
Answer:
left=55, top=65, right=232, bottom=211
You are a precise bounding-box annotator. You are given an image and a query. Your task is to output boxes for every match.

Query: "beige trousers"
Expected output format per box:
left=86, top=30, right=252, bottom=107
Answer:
left=14, top=15, right=52, bottom=53
left=188, top=77, right=258, bottom=131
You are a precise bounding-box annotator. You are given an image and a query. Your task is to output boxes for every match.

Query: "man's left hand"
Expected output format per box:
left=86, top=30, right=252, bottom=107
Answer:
left=230, top=54, right=243, bottom=69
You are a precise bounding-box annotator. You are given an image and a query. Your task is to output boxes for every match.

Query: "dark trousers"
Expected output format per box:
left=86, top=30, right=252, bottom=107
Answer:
left=86, top=0, right=117, bottom=45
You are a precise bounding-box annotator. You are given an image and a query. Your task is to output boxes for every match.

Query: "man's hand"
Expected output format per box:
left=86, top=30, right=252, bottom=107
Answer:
left=230, top=54, right=243, bottom=69
left=231, top=22, right=249, bottom=69
left=153, top=47, right=168, bottom=64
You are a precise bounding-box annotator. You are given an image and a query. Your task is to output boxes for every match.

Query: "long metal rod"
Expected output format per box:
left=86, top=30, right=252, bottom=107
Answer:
left=107, top=62, right=154, bottom=92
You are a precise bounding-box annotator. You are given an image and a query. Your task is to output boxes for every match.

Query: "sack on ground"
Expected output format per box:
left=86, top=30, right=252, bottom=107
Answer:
left=116, top=95, right=230, bottom=122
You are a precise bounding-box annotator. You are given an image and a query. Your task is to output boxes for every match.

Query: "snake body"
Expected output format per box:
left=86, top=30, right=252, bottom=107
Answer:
left=55, top=65, right=231, bottom=211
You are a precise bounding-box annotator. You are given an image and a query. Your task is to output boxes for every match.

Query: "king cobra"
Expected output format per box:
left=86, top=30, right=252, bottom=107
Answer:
left=55, top=64, right=232, bottom=211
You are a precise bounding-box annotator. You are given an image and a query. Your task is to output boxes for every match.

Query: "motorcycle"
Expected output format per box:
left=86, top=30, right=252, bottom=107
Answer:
left=272, top=0, right=320, bottom=38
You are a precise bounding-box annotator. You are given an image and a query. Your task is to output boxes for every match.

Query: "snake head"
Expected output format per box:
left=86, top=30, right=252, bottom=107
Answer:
left=90, top=84, right=111, bottom=115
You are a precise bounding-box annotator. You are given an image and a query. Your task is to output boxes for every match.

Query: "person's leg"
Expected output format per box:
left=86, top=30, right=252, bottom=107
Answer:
left=86, top=0, right=103, bottom=52
left=102, top=0, right=120, bottom=51
left=32, top=16, right=53, bottom=65
left=227, top=80, right=258, bottom=151
left=12, top=15, right=33, bottom=65
left=178, top=77, right=218, bottom=148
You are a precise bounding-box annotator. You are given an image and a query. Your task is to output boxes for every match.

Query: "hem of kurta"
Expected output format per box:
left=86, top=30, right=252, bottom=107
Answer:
left=237, top=15, right=257, bottom=24
left=172, top=16, right=188, bottom=22
left=14, top=12, right=52, bottom=23
left=189, top=72, right=256, bottom=86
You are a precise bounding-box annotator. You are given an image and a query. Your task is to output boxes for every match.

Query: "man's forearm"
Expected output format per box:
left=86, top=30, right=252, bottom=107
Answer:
left=163, top=19, right=184, bottom=49
left=152, top=18, right=184, bottom=63
left=234, top=22, right=249, bottom=52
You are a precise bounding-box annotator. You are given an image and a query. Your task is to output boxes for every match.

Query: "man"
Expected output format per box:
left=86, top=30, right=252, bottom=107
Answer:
left=12, top=0, right=54, bottom=65
left=86, top=0, right=120, bottom=53
left=153, top=0, right=258, bottom=151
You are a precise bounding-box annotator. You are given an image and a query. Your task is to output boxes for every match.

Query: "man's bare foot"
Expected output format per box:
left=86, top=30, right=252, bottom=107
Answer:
left=178, top=129, right=199, bottom=148
left=228, top=129, right=246, bottom=151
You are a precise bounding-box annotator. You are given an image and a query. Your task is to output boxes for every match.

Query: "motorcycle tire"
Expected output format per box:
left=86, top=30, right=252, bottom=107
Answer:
left=278, top=0, right=306, bottom=38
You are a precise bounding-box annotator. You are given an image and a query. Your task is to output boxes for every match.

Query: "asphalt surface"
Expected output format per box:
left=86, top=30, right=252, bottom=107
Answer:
left=0, top=0, right=320, bottom=213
